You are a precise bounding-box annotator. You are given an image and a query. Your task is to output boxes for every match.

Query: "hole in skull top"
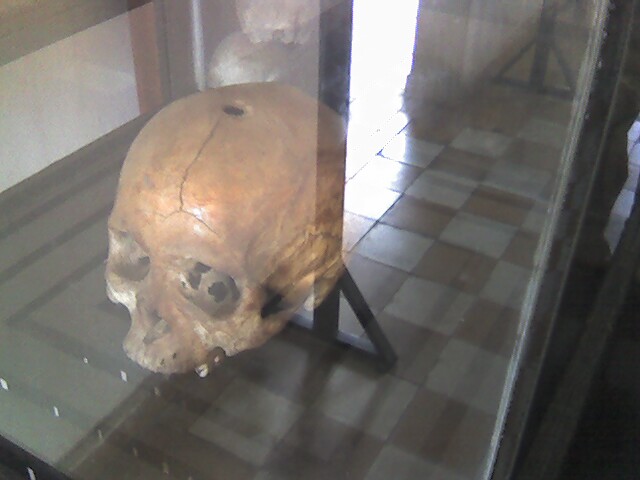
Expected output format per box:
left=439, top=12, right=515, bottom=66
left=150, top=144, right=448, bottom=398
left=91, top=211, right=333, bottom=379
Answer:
left=223, top=105, right=245, bottom=117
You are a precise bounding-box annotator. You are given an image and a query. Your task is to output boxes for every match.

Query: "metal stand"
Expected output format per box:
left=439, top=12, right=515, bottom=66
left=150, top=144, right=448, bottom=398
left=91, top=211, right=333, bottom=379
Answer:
left=495, top=0, right=576, bottom=99
left=297, top=2, right=396, bottom=372
left=290, top=268, right=398, bottom=372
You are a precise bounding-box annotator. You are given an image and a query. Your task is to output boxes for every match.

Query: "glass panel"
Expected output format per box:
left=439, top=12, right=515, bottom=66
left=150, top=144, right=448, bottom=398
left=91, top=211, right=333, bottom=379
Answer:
left=0, top=11, right=141, bottom=192
left=0, top=0, right=613, bottom=479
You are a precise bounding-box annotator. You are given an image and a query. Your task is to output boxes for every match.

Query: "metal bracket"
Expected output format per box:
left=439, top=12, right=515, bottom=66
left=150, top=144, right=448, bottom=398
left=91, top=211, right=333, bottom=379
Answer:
left=495, top=0, right=577, bottom=99
left=289, top=268, right=398, bottom=372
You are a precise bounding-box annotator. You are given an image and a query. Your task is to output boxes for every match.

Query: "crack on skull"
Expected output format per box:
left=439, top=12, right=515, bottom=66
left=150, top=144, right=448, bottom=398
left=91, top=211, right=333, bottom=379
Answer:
left=179, top=115, right=223, bottom=212
left=160, top=210, right=219, bottom=237
left=158, top=110, right=220, bottom=235
left=106, top=84, right=347, bottom=376
left=160, top=107, right=258, bottom=238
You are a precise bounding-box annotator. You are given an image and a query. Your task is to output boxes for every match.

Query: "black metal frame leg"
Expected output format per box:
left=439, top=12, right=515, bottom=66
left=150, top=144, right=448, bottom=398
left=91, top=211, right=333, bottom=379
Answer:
left=289, top=268, right=398, bottom=372
left=495, top=0, right=576, bottom=99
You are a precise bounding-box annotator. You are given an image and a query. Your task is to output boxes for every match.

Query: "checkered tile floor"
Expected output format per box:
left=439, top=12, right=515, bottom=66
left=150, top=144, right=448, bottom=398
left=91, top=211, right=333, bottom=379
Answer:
left=0, top=84, right=572, bottom=480
left=0, top=1, right=596, bottom=479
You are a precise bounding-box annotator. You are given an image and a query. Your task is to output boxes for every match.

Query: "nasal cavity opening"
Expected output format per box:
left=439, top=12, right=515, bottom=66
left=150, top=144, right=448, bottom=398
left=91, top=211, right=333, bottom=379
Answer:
left=223, top=105, right=245, bottom=117
left=144, top=309, right=171, bottom=345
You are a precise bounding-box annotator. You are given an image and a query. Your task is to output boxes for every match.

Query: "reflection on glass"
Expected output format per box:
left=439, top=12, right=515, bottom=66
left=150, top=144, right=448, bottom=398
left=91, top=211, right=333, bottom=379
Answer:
left=0, top=0, right=612, bottom=479
left=605, top=115, right=640, bottom=250
left=105, top=83, right=347, bottom=376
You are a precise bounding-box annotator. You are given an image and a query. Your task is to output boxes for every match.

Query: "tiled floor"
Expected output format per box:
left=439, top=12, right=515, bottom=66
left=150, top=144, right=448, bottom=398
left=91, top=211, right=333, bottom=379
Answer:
left=327, top=1, right=587, bottom=478
left=335, top=123, right=539, bottom=474
left=0, top=1, right=602, bottom=480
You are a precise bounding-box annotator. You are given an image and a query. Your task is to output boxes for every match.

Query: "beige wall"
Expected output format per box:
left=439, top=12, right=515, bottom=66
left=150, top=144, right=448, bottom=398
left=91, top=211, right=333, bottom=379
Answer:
left=0, top=11, right=140, bottom=193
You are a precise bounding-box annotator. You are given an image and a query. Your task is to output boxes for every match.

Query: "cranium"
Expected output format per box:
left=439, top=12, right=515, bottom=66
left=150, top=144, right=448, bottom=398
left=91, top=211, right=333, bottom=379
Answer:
left=235, top=0, right=320, bottom=45
left=105, top=83, right=346, bottom=376
left=207, top=32, right=292, bottom=88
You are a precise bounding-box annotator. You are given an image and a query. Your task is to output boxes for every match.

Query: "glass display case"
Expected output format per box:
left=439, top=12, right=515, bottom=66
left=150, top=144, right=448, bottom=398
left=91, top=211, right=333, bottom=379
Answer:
left=0, top=1, right=634, bottom=479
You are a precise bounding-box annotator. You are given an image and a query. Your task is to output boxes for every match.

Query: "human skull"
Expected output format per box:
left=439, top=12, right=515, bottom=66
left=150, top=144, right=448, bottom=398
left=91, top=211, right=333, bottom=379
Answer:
left=207, top=32, right=292, bottom=88
left=105, top=83, right=346, bottom=376
left=235, top=0, right=320, bottom=45
left=207, top=31, right=320, bottom=97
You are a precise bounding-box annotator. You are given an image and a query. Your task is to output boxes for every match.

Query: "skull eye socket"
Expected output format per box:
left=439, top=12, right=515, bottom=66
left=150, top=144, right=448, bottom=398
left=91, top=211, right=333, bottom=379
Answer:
left=108, top=230, right=150, bottom=282
left=194, top=262, right=211, bottom=273
left=180, top=260, right=239, bottom=316
left=208, top=281, right=228, bottom=302
left=188, top=271, right=201, bottom=289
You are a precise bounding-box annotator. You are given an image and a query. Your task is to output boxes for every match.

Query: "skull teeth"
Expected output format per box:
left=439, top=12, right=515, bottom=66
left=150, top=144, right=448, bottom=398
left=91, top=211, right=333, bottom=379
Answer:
left=106, top=83, right=346, bottom=375
left=194, top=347, right=226, bottom=378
